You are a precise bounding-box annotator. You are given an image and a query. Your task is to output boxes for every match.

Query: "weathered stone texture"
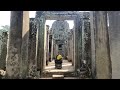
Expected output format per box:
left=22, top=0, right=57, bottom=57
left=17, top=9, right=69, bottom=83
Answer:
left=90, top=12, right=96, bottom=79
left=81, top=12, right=91, bottom=77
left=6, top=11, right=23, bottom=79
left=27, top=18, right=38, bottom=78
left=108, top=11, right=120, bottom=79
left=51, top=20, right=70, bottom=57
left=36, top=16, right=45, bottom=77
left=75, top=15, right=82, bottom=72
left=0, top=31, right=8, bottom=70
left=6, top=11, right=29, bottom=79
left=52, top=20, right=69, bottom=40
left=67, top=29, right=74, bottom=63
left=94, top=11, right=112, bottom=79
left=82, top=12, right=91, bottom=65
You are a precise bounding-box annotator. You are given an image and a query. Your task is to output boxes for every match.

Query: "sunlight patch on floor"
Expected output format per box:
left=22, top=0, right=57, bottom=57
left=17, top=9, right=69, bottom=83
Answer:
left=44, top=60, right=74, bottom=72
left=45, top=63, right=72, bottom=69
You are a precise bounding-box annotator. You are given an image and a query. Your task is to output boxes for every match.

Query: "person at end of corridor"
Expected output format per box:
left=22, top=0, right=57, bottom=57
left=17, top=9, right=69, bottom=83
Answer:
left=55, top=52, right=63, bottom=69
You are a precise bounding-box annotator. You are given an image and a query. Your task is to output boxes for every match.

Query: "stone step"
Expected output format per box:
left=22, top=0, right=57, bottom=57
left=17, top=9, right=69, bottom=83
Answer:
left=40, top=77, right=79, bottom=79
left=42, top=71, right=76, bottom=78
left=52, top=75, right=64, bottom=79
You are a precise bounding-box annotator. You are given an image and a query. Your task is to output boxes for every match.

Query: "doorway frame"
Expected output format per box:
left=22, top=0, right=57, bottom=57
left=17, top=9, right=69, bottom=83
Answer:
left=35, top=11, right=82, bottom=77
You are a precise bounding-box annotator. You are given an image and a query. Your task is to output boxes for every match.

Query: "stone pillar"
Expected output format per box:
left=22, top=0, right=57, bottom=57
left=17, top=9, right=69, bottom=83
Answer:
left=71, top=30, right=74, bottom=65
left=52, top=40, right=55, bottom=59
left=75, top=15, right=82, bottom=71
left=6, top=11, right=23, bottom=79
left=6, top=11, right=29, bottom=79
left=90, top=12, right=96, bottom=79
left=108, top=11, right=120, bottom=79
left=36, top=19, right=41, bottom=71
left=81, top=16, right=85, bottom=62
left=81, top=12, right=91, bottom=77
left=36, top=16, right=45, bottom=77
left=72, top=28, right=75, bottom=67
left=28, top=18, right=38, bottom=78
left=67, top=37, right=70, bottom=61
left=93, top=11, right=112, bottom=79
left=0, top=31, right=8, bottom=70
left=51, top=37, right=54, bottom=61
left=43, top=25, right=47, bottom=69
left=45, top=26, right=50, bottom=66
left=82, top=12, right=91, bottom=65
left=67, top=30, right=73, bottom=62
left=53, top=43, right=58, bottom=58
left=20, top=11, right=29, bottom=79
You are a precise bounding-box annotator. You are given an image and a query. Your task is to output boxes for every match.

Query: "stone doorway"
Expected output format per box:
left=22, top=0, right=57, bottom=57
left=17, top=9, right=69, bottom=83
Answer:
left=43, top=20, right=75, bottom=77
left=35, top=12, right=80, bottom=78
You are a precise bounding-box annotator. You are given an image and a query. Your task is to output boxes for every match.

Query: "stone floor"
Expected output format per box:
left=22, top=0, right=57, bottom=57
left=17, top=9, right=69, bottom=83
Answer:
left=44, top=60, right=74, bottom=72
left=40, top=77, right=79, bottom=79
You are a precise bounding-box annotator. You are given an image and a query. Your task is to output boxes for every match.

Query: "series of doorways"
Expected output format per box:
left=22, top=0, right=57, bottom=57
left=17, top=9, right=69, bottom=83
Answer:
left=43, top=20, right=76, bottom=75
left=35, top=12, right=92, bottom=78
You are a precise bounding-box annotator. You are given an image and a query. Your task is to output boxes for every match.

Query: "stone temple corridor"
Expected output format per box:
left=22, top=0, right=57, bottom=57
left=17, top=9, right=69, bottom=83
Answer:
left=0, top=11, right=120, bottom=79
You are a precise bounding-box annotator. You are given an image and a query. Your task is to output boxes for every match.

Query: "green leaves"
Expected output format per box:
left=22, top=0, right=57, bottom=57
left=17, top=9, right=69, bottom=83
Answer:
left=0, top=25, right=10, bottom=32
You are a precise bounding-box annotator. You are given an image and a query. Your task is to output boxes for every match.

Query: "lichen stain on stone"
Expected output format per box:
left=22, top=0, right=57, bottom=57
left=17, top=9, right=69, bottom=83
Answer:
left=28, top=64, right=39, bottom=79
left=6, top=46, right=20, bottom=78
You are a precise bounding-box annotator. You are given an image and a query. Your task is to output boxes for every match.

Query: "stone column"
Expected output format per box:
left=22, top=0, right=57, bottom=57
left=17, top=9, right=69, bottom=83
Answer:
left=67, top=37, right=70, bottom=61
left=93, top=11, right=112, bottom=79
left=20, top=11, right=29, bottom=79
left=75, top=15, right=82, bottom=71
left=108, top=11, right=120, bottom=79
left=0, top=31, right=8, bottom=70
left=36, top=16, right=45, bottom=77
left=90, top=12, right=96, bottom=79
left=28, top=18, right=38, bottom=78
left=81, top=12, right=91, bottom=77
left=44, top=27, right=50, bottom=66
left=6, top=11, right=29, bottom=79
left=46, top=28, right=50, bottom=64
left=51, top=37, right=54, bottom=61
left=72, top=28, right=75, bottom=67
left=71, top=30, right=74, bottom=65
left=43, top=25, right=47, bottom=69
left=36, top=19, right=41, bottom=71
left=82, top=12, right=91, bottom=66
left=53, top=42, right=56, bottom=59
left=47, top=32, right=50, bottom=61
left=6, top=11, right=23, bottom=79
